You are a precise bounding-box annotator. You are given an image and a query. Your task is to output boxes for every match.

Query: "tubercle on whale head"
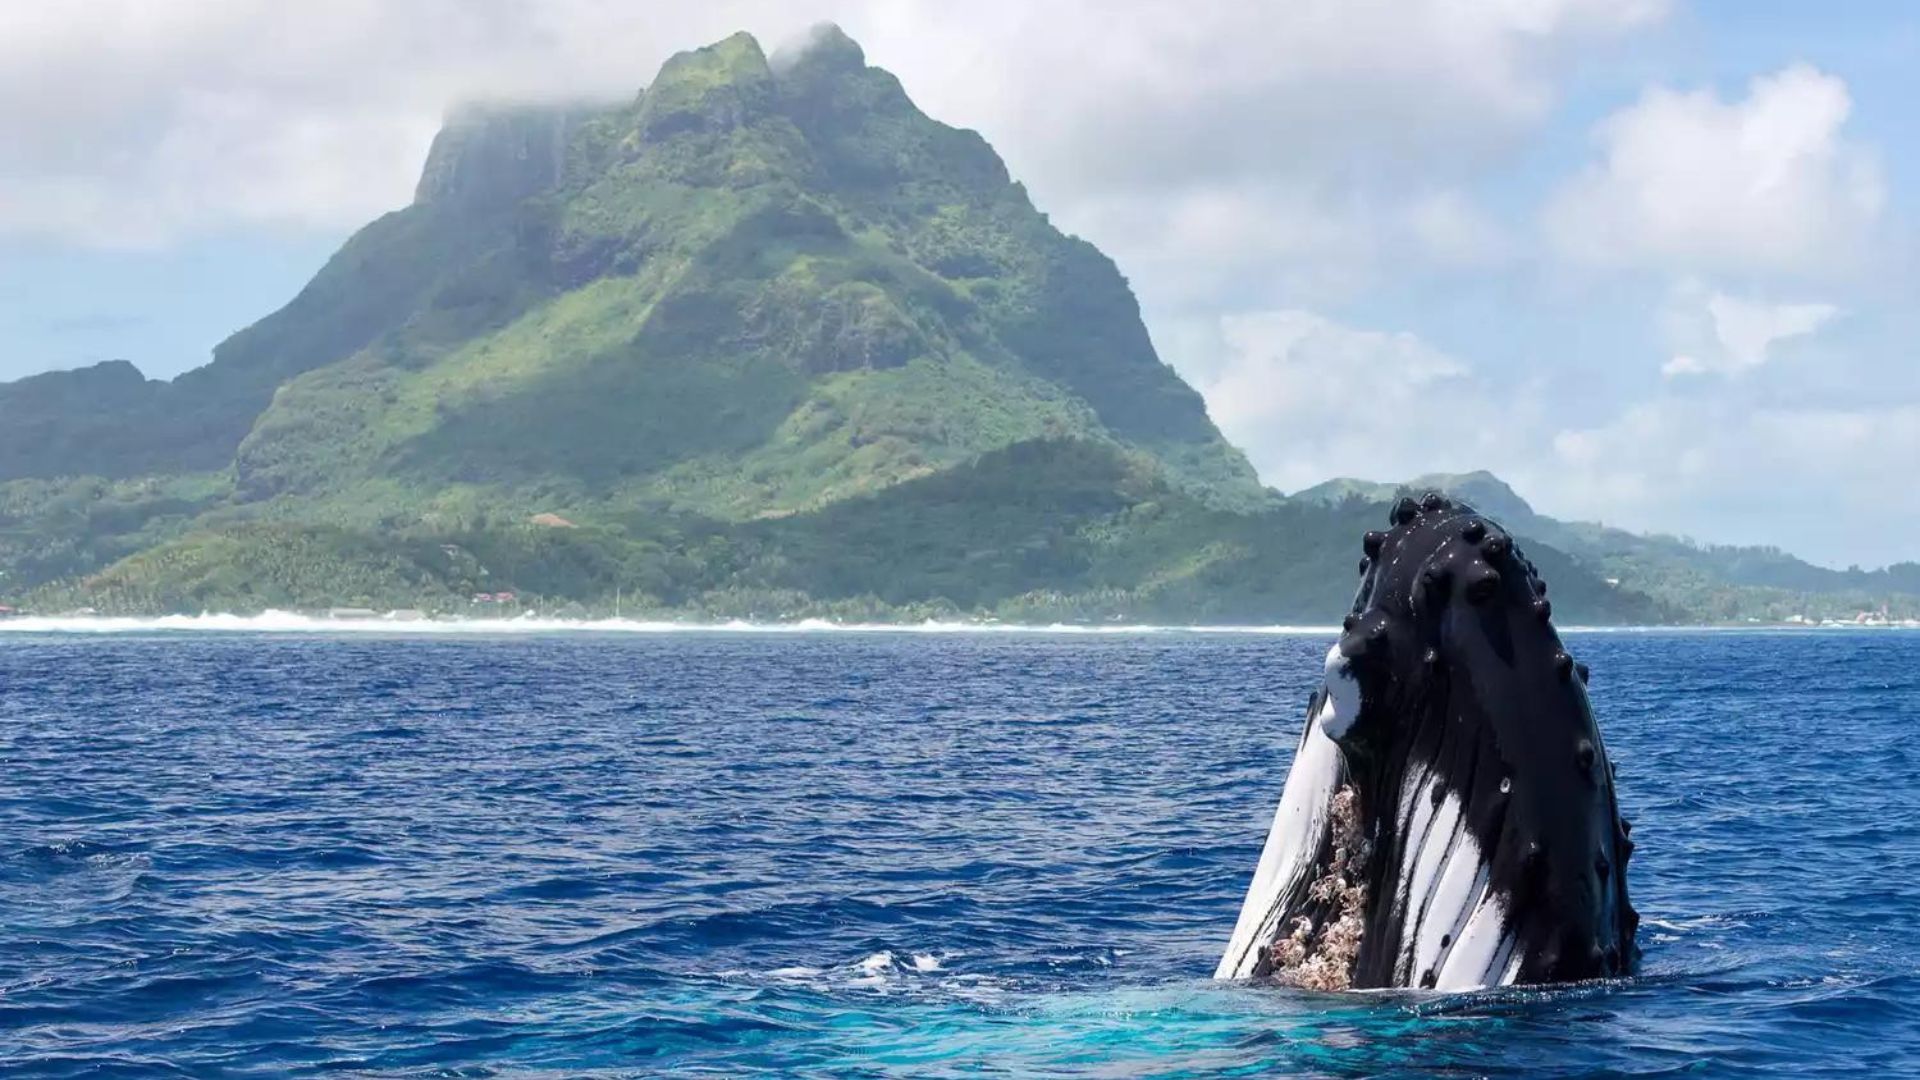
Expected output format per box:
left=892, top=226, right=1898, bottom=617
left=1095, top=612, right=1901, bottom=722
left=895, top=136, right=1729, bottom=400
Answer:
left=1237, top=491, right=1639, bottom=989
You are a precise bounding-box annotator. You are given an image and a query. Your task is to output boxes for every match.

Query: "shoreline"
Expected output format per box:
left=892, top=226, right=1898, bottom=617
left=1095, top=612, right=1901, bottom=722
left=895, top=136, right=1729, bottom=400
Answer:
left=0, top=612, right=1914, bottom=636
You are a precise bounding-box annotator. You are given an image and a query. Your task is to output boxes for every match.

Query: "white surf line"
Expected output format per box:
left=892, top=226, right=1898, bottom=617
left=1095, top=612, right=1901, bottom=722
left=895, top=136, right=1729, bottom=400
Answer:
left=0, top=611, right=1345, bottom=636
left=3, top=613, right=1870, bottom=635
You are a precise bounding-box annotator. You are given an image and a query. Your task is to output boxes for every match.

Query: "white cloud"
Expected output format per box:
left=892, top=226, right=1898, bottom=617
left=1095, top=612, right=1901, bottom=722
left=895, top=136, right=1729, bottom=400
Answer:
left=1173, top=310, right=1537, bottom=494
left=875, top=0, right=1661, bottom=309
left=0, top=0, right=1664, bottom=277
left=1660, top=283, right=1841, bottom=378
left=1171, top=306, right=1914, bottom=567
left=1402, top=190, right=1518, bottom=269
left=868, top=0, right=1667, bottom=198
left=1546, top=64, right=1886, bottom=277
left=0, top=1, right=812, bottom=245
left=1546, top=397, right=1920, bottom=567
left=1068, top=185, right=1383, bottom=310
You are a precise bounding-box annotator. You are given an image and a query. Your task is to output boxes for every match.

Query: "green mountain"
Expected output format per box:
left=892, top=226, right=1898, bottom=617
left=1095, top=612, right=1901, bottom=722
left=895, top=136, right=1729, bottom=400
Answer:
left=2, top=28, right=1256, bottom=517
left=1296, top=472, right=1920, bottom=622
left=1294, top=472, right=1539, bottom=526
left=0, top=27, right=1904, bottom=625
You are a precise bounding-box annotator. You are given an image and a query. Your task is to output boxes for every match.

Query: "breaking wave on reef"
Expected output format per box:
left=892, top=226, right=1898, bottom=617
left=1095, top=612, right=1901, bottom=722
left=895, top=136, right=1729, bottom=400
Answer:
left=0, top=612, right=1908, bottom=636
left=0, top=610, right=1344, bottom=636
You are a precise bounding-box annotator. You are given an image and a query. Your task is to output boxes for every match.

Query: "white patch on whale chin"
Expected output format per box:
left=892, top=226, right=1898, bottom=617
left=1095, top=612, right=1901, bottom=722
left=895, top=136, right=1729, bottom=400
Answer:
left=1319, top=645, right=1361, bottom=740
left=1214, top=691, right=1345, bottom=980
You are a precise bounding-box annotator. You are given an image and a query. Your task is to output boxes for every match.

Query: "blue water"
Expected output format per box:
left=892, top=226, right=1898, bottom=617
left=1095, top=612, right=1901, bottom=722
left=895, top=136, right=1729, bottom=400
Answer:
left=1, top=630, right=1916, bottom=1076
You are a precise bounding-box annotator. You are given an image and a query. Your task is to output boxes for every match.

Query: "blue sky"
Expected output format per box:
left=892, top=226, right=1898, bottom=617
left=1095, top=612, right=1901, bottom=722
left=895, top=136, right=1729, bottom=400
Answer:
left=0, top=1, right=1914, bottom=568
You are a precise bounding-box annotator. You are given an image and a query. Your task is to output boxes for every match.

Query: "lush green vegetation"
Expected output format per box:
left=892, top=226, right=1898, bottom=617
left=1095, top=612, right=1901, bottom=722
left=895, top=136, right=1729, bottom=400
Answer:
left=0, top=28, right=1907, bottom=625
left=0, top=473, right=229, bottom=589
left=14, top=440, right=1665, bottom=624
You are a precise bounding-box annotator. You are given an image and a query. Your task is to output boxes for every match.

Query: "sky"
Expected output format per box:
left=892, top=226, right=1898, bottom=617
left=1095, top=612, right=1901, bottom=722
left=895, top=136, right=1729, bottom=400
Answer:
left=1, top=1, right=1915, bottom=569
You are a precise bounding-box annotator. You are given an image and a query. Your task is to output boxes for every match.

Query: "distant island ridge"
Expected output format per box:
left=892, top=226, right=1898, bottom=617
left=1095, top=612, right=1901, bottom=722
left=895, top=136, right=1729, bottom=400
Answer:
left=0, top=26, right=1914, bottom=626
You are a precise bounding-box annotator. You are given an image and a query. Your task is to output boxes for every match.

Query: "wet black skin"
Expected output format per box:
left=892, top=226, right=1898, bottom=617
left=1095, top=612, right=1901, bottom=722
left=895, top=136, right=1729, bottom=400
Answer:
left=1334, top=492, right=1639, bottom=987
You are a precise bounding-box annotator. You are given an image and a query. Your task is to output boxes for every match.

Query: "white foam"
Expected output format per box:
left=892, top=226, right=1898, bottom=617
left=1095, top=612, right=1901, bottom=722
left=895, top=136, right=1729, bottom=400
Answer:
left=846, top=950, right=897, bottom=986
left=0, top=610, right=1344, bottom=637
left=764, top=965, right=825, bottom=980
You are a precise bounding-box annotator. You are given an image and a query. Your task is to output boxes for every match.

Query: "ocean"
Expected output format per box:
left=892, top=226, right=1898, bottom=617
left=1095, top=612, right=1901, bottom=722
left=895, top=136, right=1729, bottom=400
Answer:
left=1, top=626, right=1915, bottom=1076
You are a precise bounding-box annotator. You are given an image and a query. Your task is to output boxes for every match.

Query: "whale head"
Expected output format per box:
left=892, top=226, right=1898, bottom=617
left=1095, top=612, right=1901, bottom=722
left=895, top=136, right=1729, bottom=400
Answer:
left=1216, top=493, right=1639, bottom=990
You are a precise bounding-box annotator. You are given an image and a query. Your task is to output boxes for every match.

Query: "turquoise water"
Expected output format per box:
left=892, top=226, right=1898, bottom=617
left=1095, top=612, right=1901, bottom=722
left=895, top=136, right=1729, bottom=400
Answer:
left=1, top=630, right=1915, bottom=1075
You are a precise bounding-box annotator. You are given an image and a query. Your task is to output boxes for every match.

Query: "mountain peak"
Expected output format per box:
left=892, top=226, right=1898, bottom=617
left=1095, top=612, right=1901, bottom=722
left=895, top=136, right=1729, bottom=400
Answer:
left=1407, top=470, right=1535, bottom=522
left=655, top=29, right=771, bottom=83
left=635, top=31, right=776, bottom=140
left=773, top=23, right=866, bottom=75
left=1290, top=470, right=1536, bottom=523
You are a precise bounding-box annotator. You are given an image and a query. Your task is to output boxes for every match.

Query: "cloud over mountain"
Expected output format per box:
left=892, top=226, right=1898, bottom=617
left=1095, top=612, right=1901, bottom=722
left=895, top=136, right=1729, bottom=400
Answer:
left=1545, top=64, right=1886, bottom=278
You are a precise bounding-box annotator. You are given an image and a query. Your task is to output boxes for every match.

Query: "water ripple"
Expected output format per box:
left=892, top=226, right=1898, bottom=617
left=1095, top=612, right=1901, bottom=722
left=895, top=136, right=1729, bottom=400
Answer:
left=0, top=630, right=1914, bottom=1075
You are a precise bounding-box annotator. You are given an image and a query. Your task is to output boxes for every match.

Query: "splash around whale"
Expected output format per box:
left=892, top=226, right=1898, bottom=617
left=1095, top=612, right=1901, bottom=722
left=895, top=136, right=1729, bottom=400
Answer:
left=1217, top=493, right=1638, bottom=991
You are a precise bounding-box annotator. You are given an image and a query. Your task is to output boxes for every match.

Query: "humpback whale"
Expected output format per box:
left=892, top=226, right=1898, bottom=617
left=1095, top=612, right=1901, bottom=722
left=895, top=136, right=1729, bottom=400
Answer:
left=1217, top=493, right=1638, bottom=990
